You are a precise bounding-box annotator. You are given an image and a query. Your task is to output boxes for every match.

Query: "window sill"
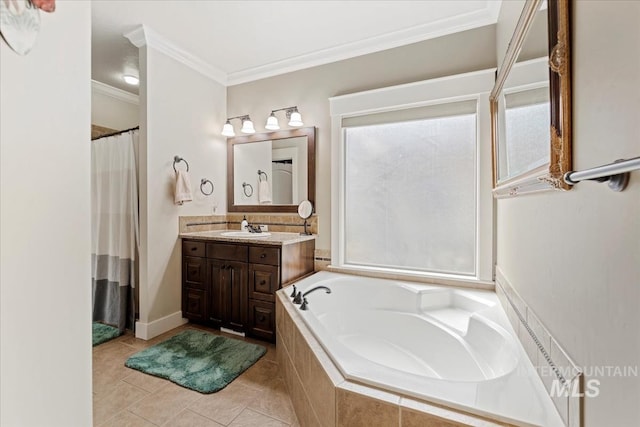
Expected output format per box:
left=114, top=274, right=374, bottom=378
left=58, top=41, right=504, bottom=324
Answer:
left=326, top=264, right=495, bottom=291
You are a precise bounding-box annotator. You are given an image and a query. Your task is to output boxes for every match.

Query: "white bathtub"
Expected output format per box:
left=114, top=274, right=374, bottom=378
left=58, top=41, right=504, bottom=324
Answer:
left=289, top=271, right=563, bottom=426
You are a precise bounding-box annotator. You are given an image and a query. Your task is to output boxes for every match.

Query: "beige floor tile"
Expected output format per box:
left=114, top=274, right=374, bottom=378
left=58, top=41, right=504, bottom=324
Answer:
left=123, top=369, right=169, bottom=393
left=188, top=382, right=259, bottom=425
left=229, top=408, right=289, bottom=427
left=96, top=410, right=157, bottom=427
left=93, top=381, right=150, bottom=426
left=161, top=409, right=225, bottom=427
left=247, top=378, right=297, bottom=424
left=236, top=359, right=281, bottom=391
left=94, top=342, right=139, bottom=368
left=129, top=382, right=202, bottom=426
left=93, top=324, right=301, bottom=426
left=93, top=363, right=134, bottom=398
left=248, top=378, right=297, bottom=424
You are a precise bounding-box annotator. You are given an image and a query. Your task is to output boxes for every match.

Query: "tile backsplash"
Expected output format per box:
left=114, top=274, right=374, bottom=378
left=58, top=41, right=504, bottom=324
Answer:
left=495, top=267, right=583, bottom=427
left=179, top=213, right=318, bottom=234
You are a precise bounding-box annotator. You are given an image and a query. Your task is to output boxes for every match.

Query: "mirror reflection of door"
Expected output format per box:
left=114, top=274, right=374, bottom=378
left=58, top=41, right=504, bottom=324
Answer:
left=272, top=147, right=298, bottom=204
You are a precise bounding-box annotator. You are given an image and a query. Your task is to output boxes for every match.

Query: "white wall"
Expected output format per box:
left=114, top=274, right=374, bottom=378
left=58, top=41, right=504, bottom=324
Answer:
left=227, top=26, right=497, bottom=251
left=91, top=82, right=140, bottom=130
left=496, top=1, right=640, bottom=425
left=0, top=3, right=92, bottom=426
left=137, top=44, right=227, bottom=336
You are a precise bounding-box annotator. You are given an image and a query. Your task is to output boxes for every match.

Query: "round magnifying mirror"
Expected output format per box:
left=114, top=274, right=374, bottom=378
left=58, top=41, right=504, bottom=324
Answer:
left=297, top=200, right=313, bottom=235
left=298, top=200, right=313, bottom=219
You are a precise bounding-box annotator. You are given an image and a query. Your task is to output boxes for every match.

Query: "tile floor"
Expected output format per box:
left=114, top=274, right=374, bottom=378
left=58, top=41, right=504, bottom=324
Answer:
left=93, top=324, right=299, bottom=427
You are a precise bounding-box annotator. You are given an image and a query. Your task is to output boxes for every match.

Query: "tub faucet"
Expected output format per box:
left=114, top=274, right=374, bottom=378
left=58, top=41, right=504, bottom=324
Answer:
left=300, top=286, right=332, bottom=310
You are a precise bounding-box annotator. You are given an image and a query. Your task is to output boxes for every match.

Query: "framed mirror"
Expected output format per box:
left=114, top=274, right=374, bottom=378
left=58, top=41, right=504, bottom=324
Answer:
left=227, top=127, right=316, bottom=212
left=491, top=0, right=572, bottom=197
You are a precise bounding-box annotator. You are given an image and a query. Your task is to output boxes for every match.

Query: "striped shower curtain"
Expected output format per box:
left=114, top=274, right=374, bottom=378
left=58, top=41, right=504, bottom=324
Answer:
left=91, top=129, right=139, bottom=332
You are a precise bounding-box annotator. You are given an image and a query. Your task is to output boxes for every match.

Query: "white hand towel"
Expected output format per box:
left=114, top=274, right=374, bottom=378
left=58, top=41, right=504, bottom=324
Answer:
left=174, top=170, right=193, bottom=205
left=258, top=180, right=272, bottom=204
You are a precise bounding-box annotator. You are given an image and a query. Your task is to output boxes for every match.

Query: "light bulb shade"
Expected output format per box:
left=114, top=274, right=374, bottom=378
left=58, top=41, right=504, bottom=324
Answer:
left=241, top=118, right=255, bottom=134
left=288, top=111, right=303, bottom=127
left=221, top=122, right=235, bottom=137
left=265, top=114, right=280, bottom=130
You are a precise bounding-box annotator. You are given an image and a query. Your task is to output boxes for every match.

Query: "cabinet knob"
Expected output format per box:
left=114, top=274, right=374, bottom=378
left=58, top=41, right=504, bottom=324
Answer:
left=191, top=247, right=197, bottom=251
left=260, top=253, right=266, bottom=258
left=260, top=280, right=266, bottom=285
left=259, top=315, right=266, bottom=322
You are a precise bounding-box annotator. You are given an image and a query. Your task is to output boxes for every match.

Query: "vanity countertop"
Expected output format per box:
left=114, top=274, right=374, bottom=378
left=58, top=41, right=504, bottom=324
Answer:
left=179, top=230, right=316, bottom=247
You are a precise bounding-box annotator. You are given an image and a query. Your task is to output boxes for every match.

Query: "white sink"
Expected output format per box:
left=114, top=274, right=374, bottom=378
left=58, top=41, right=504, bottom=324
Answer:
left=220, top=231, right=271, bottom=238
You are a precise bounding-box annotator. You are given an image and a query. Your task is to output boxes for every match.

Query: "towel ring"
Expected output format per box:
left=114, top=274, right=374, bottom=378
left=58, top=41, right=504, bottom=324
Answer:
left=242, top=182, right=254, bottom=197
left=258, top=170, right=268, bottom=182
left=173, top=155, right=189, bottom=173
left=200, top=179, right=214, bottom=196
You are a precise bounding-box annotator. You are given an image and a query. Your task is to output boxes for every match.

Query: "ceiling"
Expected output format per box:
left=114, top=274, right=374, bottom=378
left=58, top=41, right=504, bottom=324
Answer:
left=91, top=1, right=501, bottom=95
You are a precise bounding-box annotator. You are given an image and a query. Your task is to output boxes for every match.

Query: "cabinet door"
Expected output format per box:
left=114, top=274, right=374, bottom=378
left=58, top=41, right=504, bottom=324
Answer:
left=248, top=264, right=279, bottom=302
left=182, top=287, right=206, bottom=322
left=207, top=259, right=226, bottom=328
left=248, top=300, right=275, bottom=342
left=225, top=260, right=248, bottom=331
left=207, top=259, right=248, bottom=332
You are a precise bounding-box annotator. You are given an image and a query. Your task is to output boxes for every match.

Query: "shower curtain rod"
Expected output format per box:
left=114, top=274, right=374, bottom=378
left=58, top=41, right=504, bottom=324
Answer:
left=91, top=126, right=139, bottom=141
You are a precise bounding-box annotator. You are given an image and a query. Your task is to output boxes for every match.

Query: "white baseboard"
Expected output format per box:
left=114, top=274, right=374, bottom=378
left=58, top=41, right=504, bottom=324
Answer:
left=135, top=311, right=187, bottom=340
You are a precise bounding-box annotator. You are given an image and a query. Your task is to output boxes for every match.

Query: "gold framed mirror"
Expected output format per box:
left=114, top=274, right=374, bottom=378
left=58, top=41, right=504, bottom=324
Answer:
left=227, top=127, right=316, bottom=213
left=491, top=0, right=572, bottom=197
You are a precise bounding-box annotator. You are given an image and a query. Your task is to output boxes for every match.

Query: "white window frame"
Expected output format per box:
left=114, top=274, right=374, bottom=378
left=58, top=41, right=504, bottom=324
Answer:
left=329, top=69, right=495, bottom=284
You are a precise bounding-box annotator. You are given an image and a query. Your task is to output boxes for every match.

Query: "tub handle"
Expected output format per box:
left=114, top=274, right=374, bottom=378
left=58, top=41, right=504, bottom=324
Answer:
left=300, top=297, right=309, bottom=310
left=289, top=285, right=297, bottom=298
left=293, top=291, right=303, bottom=304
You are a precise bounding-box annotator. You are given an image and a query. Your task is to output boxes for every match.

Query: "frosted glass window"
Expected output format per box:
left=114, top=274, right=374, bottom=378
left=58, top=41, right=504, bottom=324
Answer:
left=344, top=114, right=476, bottom=275
left=504, top=102, right=550, bottom=178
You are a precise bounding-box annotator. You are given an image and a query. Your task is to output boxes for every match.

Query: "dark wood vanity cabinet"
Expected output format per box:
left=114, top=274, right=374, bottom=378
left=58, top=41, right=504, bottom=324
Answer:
left=181, top=237, right=314, bottom=342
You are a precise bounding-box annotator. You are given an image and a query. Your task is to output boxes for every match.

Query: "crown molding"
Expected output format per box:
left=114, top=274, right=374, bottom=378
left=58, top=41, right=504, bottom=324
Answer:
left=91, top=80, right=139, bottom=105
left=124, top=24, right=227, bottom=86
left=227, top=2, right=501, bottom=86
left=121, top=2, right=500, bottom=87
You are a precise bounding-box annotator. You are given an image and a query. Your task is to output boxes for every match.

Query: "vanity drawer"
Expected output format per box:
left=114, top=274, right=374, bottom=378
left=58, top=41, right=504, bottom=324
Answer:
left=183, top=240, right=205, bottom=257
left=249, top=264, right=279, bottom=302
left=183, top=288, right=207, bottom=322
left=249, top=246, right=280, bottom=266
left=248, top=300, right=275, bottom=342
left=206, top=243, right=248, bottom=262
left=183, top=256, right=206, bottom=289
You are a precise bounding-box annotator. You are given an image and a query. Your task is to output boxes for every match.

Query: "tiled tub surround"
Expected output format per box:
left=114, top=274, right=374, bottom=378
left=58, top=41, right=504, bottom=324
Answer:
left=495, top=267, right=583, bottom=427
left=276, top=271, right=565, bottom=427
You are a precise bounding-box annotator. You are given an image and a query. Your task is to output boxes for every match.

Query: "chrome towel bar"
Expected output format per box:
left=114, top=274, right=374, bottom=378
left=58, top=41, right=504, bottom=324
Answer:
left=564, top=156, right=640, bottom=192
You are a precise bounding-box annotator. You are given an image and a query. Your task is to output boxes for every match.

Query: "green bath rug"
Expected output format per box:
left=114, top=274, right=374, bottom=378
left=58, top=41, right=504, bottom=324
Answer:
left=92, top=322, right=121, bottom=347
left=124, top=329, right=266, bottom=393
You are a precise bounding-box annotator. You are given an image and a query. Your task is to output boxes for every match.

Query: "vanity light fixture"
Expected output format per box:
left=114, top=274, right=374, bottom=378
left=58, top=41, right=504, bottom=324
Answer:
left=123, top=74, right=139, bottom=85
left=221, top=115, right=255, bottom=137
left=264, top=106, right=304, bottom=130
left=240, top=116, right=255, bottom=134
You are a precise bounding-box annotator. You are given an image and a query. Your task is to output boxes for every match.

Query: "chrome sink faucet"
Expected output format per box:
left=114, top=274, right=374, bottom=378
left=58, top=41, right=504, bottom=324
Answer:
left=299, top=286, right=331, bottom=310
